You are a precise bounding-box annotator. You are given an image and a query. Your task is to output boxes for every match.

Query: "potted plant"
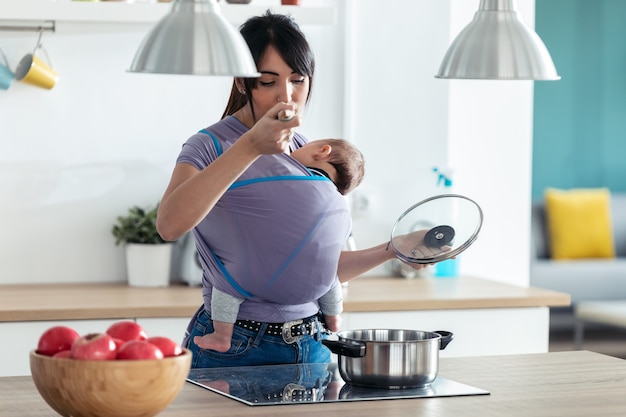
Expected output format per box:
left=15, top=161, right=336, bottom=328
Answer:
left=112, top=204, right=172, bottom=287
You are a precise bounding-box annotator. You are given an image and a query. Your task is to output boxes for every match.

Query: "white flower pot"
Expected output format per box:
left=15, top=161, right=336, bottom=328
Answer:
left=125, top=243, right=173, bottom=287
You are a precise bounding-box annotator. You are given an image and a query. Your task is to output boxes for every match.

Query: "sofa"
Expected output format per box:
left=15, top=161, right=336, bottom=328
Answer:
left=530, top=192, right=626, bottom=328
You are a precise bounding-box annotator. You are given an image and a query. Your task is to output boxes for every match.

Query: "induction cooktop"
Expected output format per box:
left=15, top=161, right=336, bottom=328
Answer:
left=186, top=362, right=489, bottom=406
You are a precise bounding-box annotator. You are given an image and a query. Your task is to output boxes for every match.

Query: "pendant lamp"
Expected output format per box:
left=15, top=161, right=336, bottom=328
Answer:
left=436, top=0, right=560, bottom=80
left=129, top=0, right=260, bottom=77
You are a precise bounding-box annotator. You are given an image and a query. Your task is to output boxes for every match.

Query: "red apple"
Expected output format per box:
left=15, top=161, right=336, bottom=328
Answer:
left=106, top=321, right=148, bottom=342
left=71, top=333, right=117, bottom=360
left=146, top=336, right=183, bottom=357
left=52, top=350, right=73, bottom=359
left=116, top=340, right=164, bottom=360
left=37, top=326, right=80, bottom=356
left=112, top=337, right=125, bottom=351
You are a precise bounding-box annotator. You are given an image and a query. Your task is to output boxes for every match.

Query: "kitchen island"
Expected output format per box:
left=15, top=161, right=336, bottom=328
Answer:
left=0, top=276, right=570, bottom=375
left=2, top=351, right=624, bottom=417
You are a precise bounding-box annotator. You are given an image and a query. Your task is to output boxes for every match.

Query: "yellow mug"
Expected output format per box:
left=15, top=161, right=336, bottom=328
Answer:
left=15, top=53, right=59, bottom=90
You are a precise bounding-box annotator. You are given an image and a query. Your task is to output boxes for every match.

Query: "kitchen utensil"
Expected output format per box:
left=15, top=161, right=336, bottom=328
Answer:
left=186, top=361, right=489, bottom=405
left=30, top=349, right=191, bottom=417
left=278, top=109, right=295, bottom=121
left=15, top=30, right=58, bottom=90
left=322, top=329, right=453, bottom=389
left=172, top=231, right=203, bottom=286
left=390, top=194, right=483, bottom=264
left=0, top=47, right=14, bottom=90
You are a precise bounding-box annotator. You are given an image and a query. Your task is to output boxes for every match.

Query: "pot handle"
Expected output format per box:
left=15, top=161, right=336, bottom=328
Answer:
left=434, top=330, right=454, bottom=350
left=322, top=339, right=366, bottom=357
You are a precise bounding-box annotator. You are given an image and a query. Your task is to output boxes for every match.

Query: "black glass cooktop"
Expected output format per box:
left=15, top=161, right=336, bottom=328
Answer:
left=186, top=362, right=489, bottom=406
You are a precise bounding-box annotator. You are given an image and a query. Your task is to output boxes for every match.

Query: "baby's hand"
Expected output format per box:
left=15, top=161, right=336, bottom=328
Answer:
left=323, top=314, right=342, bottom=332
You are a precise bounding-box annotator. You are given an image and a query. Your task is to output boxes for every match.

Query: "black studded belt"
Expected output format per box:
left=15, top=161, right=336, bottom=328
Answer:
left=235, top=314, right=319, bottom=344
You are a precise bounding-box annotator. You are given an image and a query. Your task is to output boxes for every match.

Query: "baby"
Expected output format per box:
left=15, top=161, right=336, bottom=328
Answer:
left=194, top=138, right=365, bottom=352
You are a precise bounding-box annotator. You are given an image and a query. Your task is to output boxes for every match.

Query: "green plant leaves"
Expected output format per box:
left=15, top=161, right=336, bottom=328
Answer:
left=111, top=205, right=166, bottom=245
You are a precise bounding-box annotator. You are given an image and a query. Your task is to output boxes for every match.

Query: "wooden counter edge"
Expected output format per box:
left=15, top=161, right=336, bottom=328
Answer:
left=0, top=276, right=571, bottom=322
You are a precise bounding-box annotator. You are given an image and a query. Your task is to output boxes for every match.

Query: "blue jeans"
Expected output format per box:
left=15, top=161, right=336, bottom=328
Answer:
left=182, top=306, right=331, bottom=368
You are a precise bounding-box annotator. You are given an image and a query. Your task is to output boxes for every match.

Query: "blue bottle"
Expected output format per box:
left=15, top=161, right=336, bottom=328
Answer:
left=432, top=167, right=459, bottom=278
left=434, top=257, right=459, bottom=278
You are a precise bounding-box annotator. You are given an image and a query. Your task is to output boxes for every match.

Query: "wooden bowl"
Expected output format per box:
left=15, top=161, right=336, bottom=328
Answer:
left=29, top=349, right=192, bottom=417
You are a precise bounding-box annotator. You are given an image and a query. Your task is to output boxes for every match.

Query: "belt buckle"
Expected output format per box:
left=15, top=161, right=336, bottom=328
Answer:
left=281, top=319, right=303, bottom=344
left=282, top=383, right=306, bottom=401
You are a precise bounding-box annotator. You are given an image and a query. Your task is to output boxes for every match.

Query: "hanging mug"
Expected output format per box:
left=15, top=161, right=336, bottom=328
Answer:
left=15, top=30, right=58, bottom=90
left=0, top=48, right=14, bottom=91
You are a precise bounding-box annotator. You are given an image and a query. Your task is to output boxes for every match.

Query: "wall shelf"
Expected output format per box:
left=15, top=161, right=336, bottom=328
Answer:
left=0, top=1, right=336, bottom=26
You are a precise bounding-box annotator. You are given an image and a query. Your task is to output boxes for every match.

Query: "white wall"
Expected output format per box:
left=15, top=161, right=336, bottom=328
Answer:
left=444, top=0, right=535, bottom=284
left=0, top=1, right=343, bottom=284
left=347, top=0, right=534, bottom=286
left=0, top=0, right=535, bottom=287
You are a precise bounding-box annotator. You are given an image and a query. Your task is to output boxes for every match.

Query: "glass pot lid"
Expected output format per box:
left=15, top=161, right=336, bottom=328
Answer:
left=390, top=194, right=483, bottom=264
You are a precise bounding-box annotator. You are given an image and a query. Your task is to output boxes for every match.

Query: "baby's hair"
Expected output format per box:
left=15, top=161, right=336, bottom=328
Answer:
left=323, top=139, right=365, bottom=195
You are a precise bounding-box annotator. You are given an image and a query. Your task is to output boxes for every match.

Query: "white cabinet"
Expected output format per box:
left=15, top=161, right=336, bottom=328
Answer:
left=343, top=307, right=550, bottom=358
left=0, top=319, right=120, bottom=377
left=0, top=317, right=190, bottom=377
left=135, top=317, right=190, bottom=345
left=2, top=307, right=550, bottom=376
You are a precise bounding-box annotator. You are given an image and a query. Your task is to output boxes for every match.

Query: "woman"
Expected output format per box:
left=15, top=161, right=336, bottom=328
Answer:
left=157, top=11, right=426, bottom=368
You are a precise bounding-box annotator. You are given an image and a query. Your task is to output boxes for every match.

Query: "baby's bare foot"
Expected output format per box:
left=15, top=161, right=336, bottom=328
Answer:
left=193, top=335, right=231, bottom=352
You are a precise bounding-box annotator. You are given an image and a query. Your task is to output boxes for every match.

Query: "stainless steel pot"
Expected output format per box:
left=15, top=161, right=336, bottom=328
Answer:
left=322, top=329, right=453, bottom=389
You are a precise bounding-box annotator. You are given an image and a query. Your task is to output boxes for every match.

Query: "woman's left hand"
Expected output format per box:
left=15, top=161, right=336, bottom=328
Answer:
left=391, top=229, right=451, bottom=263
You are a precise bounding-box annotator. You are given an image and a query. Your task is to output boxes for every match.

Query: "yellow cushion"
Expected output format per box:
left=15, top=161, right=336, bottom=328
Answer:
left=545, top=188, right=615, bottom=260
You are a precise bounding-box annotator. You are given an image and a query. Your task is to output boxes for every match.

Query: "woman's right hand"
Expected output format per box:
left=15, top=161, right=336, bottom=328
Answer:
left=242, top=103, right=301, bottom=155
left=157, top=104, right=302, bottom=241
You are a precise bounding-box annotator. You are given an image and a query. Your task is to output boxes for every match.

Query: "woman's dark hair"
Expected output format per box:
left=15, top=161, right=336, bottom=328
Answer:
left=221, top=11, right=315, bottom=120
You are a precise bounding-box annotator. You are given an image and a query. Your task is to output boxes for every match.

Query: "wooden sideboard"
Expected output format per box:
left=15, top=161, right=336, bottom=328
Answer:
left=0, top=276, right=570, bottom=376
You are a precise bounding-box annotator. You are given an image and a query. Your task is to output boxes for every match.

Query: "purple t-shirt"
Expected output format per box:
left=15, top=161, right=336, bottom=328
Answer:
left=177, top=116, right=351, bottom=322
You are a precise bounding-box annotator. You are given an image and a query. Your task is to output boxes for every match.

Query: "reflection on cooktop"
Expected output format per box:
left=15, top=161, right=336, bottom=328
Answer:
left=186, top=363, right=489, bottom=406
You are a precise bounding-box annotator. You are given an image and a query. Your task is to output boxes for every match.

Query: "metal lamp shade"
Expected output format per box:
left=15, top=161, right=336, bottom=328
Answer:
left=436, top=0, right=560, bottom=80
left=129, top=0, right=260, bottom=77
